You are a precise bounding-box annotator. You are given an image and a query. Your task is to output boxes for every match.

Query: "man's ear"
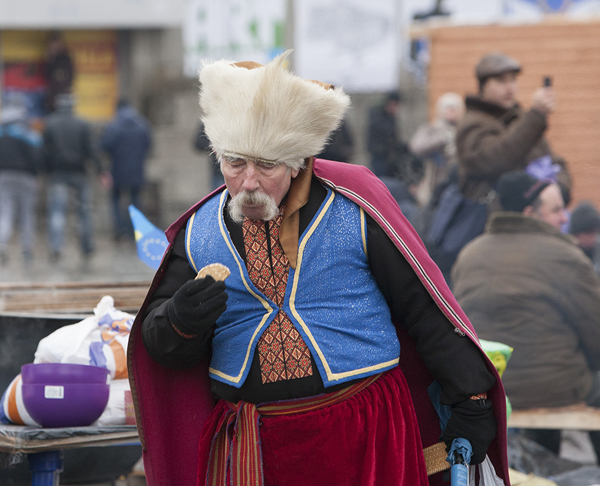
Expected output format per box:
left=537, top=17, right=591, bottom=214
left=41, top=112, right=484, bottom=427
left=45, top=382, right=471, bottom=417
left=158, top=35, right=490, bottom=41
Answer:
left=291, top=168, right=300, bottom=179
left=522, top=205, right=534, bottom=217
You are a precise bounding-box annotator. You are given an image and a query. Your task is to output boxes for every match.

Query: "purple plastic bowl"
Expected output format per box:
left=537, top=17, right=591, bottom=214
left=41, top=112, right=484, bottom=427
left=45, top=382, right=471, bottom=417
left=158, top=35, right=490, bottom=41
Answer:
left=21, top=363, right=109, bottom=385
left=21, top=382, right=110, bottom=428
left=20, top=364, right=110, bottom=427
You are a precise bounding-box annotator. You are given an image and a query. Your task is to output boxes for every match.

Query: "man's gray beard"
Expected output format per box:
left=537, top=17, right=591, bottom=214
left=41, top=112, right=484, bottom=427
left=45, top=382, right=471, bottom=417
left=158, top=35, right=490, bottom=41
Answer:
left=227, top=190, right=280, bottom=223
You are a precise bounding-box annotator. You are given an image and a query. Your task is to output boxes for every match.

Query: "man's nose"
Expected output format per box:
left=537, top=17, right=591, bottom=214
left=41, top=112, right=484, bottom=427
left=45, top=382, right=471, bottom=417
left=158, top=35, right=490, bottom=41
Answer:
left=560, top=209, right=569, bottom=225
left=241, top=164, right=260, bottom=191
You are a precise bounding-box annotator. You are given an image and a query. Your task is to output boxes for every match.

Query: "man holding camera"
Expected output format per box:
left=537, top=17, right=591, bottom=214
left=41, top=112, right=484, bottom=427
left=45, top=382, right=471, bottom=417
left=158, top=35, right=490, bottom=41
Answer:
left=456, top=51, right=571, bottom=204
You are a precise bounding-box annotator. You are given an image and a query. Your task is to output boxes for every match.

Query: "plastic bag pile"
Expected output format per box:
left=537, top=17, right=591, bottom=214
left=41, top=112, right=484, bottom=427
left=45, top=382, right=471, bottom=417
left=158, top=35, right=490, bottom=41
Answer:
left=0, top=296, right=134, bottom=427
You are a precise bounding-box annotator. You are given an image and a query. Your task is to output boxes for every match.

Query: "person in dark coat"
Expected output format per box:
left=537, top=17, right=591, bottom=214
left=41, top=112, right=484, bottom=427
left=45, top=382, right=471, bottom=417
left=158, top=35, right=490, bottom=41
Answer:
left=44, top=32, right=75, bottom=113
left=193, top=121, right=223, bottom=191
left=456, top=52, right=571, bottom=204
left=101, top=99, right=152, bottom=240
left=367, top=91, right=403, bottom=178
left=317, top=117, right=354, bottom=163
left=453, top=171, right=600, bottom=461
left=569, top=201, right=600, bottom=276
left=43, top=93, right=107, bottom=262
left=0, top=105, right=42, bottom=264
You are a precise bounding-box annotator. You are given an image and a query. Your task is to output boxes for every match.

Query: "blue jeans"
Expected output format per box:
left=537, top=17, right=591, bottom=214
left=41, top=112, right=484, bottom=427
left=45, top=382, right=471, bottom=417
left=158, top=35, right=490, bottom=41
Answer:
left=47, top=172, right=94, bottom=255
left=112, top=185, right=141, bottom=238
left=0, top=171, right=38, bottom=255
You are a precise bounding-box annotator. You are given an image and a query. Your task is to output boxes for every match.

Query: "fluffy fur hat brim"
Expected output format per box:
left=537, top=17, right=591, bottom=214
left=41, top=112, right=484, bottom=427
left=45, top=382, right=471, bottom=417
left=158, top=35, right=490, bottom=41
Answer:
left=199, top=51, right=350, bottom=170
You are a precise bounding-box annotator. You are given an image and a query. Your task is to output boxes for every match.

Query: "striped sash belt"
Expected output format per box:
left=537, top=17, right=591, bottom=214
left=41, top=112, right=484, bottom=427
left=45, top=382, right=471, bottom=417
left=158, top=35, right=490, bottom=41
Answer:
left=206, top=373, right=382, bottom=486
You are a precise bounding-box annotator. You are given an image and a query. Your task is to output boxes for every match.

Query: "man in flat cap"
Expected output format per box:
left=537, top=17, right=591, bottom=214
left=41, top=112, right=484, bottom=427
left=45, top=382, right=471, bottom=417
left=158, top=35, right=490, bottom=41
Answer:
left=457, top=52, right=570, bottom=204
left=424, top=52, right=571, bottom=285
left=128, top=52, right=507, bottom=486
left=453, top=171, right=600, bottom=462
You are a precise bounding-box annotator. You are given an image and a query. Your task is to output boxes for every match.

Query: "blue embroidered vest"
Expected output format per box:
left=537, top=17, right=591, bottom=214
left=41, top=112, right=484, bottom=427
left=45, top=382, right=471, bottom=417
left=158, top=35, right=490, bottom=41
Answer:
left=185, top=188, right=400, bottom=388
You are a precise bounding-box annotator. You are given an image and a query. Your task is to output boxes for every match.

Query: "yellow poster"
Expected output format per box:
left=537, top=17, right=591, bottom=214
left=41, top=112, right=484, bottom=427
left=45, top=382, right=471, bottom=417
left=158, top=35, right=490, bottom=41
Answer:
left=64, top=30, right=118, bottom=121
left=1, top=30, right=118, bottom=121
left=1, top=31, right=48, bottom=61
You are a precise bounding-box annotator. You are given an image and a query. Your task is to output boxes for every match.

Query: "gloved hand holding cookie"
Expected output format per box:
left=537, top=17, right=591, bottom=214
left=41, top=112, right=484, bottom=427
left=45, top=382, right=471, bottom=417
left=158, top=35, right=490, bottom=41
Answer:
left=166, top=263, right=230, bottom=339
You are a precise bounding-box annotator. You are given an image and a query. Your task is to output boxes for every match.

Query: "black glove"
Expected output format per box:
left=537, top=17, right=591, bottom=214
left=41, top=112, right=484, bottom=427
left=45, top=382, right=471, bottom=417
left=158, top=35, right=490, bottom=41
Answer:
left=441, top=398, right=496, bottom=465
left=166, top=276, right=228, bottom=337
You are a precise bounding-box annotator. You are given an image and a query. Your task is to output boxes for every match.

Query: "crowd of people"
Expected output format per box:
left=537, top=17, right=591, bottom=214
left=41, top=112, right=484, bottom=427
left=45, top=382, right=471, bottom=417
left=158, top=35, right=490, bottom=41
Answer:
left=0, top=93, right=152, bottom=267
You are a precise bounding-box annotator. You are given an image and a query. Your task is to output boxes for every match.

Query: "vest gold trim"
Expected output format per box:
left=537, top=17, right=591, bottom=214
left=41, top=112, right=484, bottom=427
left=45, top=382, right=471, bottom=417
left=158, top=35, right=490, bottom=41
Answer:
left=289, top=192, right=399, bottom=382
left=207, top=191, right=275, bottom=384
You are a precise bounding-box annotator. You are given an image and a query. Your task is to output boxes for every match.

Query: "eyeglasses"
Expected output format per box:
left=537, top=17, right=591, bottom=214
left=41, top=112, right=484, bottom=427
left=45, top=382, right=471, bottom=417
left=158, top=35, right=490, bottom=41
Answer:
left=221, top=157, right=283, bottom=175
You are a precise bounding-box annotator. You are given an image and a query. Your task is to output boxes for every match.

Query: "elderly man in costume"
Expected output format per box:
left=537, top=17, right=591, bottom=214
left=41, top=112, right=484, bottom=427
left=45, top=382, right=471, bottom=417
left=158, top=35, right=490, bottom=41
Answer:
left=128, top=53, right=508, bottom=486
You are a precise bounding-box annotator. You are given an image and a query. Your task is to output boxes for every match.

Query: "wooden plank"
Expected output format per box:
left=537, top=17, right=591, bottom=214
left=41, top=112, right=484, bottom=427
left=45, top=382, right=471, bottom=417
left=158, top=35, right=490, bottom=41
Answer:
left=508, top=404, right=600, bottom=430
left=0, top=282, right=151, bottom=313
left=0, top=426, right=140, bottom=454
left=0, top=281, right=151, bottom=291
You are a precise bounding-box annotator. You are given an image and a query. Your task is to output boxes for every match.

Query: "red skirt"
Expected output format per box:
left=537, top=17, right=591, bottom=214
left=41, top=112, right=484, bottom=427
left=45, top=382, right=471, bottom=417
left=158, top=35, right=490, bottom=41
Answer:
left=196, top=366, right=429, bottom=486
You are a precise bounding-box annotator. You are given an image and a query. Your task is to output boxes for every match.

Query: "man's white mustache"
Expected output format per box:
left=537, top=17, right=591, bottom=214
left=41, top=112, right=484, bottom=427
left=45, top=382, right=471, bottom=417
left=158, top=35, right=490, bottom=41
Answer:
left=227, top=190, right=279, bottom=222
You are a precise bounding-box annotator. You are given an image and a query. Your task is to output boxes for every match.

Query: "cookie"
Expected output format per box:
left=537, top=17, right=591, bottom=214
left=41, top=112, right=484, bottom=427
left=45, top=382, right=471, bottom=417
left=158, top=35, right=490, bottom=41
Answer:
left=196, top=263, right=231, bottom=282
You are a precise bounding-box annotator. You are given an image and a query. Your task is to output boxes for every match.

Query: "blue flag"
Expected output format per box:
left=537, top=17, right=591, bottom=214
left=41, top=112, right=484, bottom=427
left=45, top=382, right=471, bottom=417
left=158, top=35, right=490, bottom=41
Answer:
left=128, top=205, right=169, bottom=270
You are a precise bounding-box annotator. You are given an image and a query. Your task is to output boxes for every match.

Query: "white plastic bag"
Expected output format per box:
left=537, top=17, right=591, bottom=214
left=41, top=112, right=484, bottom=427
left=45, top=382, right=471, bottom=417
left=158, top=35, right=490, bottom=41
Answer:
left=2, top=296, right=135, bottom=426
left=95, top=379, right=131, bottom=426
left=469, top=456, right=506, bottom=486
left=34, top=296, right=134, bottom=425
left=34, top=295, right=133, bottom=380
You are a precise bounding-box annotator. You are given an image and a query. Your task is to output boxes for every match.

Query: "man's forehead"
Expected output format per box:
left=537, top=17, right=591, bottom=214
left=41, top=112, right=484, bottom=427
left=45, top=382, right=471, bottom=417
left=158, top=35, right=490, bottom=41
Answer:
left=539, top=184, right=564, bottom=207
left=489, top=72, right=519, bottom=83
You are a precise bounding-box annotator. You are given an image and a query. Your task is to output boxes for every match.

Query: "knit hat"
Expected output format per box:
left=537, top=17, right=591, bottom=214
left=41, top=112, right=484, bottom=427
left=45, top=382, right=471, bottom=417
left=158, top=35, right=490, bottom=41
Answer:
left=497, top=171, right=551, bottom=213
left=569, top=202, right=600, bottom=235
left=475, top=52, right=521, bottom=82
left=198, top=50, right=350, bottom=171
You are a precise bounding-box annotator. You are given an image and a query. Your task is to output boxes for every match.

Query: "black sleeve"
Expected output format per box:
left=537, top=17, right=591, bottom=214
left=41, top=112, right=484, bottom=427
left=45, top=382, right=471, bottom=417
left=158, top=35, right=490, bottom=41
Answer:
left=367, top=109, right=386, bottom=156
left=367, top=215, right=495, bottom=404
left=141, top=229, right=212, bottom=369
left=83, top=123, right=103, bottom=173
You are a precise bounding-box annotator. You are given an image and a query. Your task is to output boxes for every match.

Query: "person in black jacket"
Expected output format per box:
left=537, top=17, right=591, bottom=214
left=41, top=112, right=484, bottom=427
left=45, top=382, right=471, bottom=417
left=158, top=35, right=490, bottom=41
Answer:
left=367, top=91, right=403, bottom=177
left=43, top=93, right=108, bottom=263
left=44, top=32, right=75, bottom=113
left=316, top=117, right=354, bottom=163
left=193, top=121, right=224, bottom=191
left=0, top=105, right=42, bottom=264
left=101, top=99, right=152, bottom=240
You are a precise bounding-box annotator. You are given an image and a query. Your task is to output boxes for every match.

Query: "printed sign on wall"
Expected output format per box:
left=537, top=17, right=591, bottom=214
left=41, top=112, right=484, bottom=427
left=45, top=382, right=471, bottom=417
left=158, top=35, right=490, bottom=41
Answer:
left=294, top=0, right=399, bottom=93
left=183, top=0, right=286, bottom=77
left=1, top=30, right=118, bottom=121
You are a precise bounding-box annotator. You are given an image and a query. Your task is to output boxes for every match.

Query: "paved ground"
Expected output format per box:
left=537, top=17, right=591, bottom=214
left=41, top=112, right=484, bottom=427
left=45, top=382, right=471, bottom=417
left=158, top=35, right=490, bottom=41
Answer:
left=0, top=229, right=155, bottom=285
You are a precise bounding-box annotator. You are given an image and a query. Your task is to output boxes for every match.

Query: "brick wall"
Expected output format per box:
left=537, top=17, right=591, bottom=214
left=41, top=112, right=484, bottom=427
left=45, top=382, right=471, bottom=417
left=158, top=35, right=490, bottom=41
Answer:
left=426, top=19, right=600, bottom=209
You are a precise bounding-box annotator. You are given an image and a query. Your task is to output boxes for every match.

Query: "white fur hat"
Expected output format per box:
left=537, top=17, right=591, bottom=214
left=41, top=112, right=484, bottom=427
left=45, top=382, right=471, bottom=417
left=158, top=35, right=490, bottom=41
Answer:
left=199, top=50, right=350, bottom=170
